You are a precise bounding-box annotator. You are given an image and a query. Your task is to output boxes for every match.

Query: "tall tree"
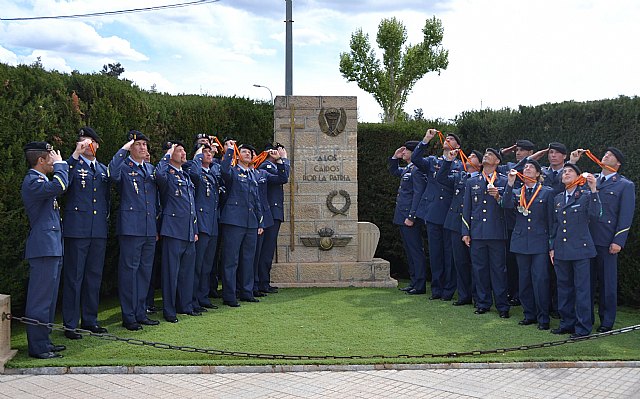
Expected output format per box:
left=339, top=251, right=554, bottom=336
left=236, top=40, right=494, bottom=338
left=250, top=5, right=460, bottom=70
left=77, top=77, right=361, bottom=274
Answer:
left=101, top=62, right=125, bottom=78
left=339, top=16, right=449, bottom=123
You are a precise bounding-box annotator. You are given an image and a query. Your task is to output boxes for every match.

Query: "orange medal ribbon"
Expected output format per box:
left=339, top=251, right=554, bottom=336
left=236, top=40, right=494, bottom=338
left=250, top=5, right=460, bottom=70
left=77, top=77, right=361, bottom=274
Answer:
left=252, top=151, right=269, bottom=168
left=518, top=184, right=542, bottom=215
left=566, top=175, right=587, bottom=190
left=516, top=171, right=537, bottom=184
left=88, top=142, right=96, bottom=157
left=212, top=136, right=223, bottom=149
left=437, top=130, right=453, bottom=151
left=231, top=143, right=241, bottom=166
left=583, top=150, right=618, bottom=173
left=482, top=171, right=497, bottom=187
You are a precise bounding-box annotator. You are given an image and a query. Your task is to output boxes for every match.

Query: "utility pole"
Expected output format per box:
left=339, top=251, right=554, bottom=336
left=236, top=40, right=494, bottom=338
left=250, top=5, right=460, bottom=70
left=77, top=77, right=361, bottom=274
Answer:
left=285, top=0, right=293, bottom=95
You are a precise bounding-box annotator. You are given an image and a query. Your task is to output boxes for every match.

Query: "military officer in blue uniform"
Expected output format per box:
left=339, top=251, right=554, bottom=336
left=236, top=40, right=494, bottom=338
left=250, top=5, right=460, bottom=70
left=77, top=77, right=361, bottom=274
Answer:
left=569, top=147, right=635, bottom=332
left=503, top=159, right=555, bottom=330
left=550, top=163, right=601, bottom=338
left=61, top=127, right=110, bottom=339
left=256, top=143, right=290, bottom=294
left=436, top=149, right=483, bottom=306
left=183, top=142, right=223, bottom=312
left=155, top=141, right=199, bottom=322
left=253, top=144, right=289, bottom=295
left=389, top=140, right=428, bottom=294
left=109, top=131, right=160, bottom=331
left=498, top=139, right=536, bottom=307
left=461, top=148, right=510, bottom=318
left=411, top=128, right=462, bottom=298
left=220, top=140, right=263, bottom=307
left=21, top=141, right=69, bottom=359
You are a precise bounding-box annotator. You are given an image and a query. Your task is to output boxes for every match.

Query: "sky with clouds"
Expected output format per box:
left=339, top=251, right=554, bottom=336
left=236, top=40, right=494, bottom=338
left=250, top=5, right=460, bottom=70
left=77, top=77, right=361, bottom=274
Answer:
left=1, top=0, right=639, bottom=123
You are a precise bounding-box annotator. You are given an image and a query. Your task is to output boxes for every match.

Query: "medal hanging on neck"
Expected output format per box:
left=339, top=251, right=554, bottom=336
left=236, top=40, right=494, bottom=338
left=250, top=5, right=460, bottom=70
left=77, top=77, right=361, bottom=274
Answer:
left=482, top=171, right=496, bottom=189
left=517, top=184, right=542, bottom=216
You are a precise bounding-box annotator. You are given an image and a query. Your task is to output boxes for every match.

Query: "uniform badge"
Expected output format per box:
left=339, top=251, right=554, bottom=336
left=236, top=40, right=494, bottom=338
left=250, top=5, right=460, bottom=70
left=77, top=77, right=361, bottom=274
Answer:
left=472, top=184, right=480, bottom=191
left=266, top=164, right=272, bottom=169
left=169, top=169, right=175, bottom=175
left=128, top=162, right=134, bottom=167
left=79, top=160, right=84, bottom=165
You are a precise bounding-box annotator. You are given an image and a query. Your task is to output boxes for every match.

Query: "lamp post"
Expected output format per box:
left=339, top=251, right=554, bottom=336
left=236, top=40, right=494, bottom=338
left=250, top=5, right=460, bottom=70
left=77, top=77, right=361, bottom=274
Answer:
left=253, top=84, right=273, bottom=105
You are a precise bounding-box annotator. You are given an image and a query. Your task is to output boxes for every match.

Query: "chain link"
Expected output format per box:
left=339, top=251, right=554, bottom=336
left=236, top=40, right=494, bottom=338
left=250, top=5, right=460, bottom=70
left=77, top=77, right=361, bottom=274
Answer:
left=3, top=312, right=639, bottom=360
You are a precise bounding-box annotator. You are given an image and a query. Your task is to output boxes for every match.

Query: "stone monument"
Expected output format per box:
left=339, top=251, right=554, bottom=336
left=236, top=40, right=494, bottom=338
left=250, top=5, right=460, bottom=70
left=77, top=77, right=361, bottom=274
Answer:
left=270, top=96, right=395, bottom=287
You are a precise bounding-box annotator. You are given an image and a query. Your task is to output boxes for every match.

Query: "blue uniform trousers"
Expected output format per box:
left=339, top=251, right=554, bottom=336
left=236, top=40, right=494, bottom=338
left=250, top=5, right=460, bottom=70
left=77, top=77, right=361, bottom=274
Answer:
left=425, top=222, right=455, bottom=298
left=516, top=253, right=550, bottom=324
left=161, top=237, right=196, bottom=319
left=193, top=233, right=217, bottom=307
left=257, top=220, right=281, bottom=291
left=400, top=220, right=427, bottom=292
left=506, top=230, right=519, bottom=300
left=449, top=229, right=473, bottom=303
left=591, top=246, right=618, bottom=328
left=26, top=256, right=62, bottom=355
left=62, top=237, right=107, bottom=329
left=555, top=258, right=592, bottom=335
left=118, top=236, right=155, bottom=325
left=471, top=239, right=509, bottom=312
left=221, top=224, right=258, bottom=302
left=252, top=233, right=264, bottom=292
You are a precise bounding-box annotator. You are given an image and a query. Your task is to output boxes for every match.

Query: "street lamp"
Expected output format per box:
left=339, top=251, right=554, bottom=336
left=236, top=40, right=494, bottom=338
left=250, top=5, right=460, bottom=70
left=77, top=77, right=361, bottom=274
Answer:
left=253, top=84, right=273, bottom=105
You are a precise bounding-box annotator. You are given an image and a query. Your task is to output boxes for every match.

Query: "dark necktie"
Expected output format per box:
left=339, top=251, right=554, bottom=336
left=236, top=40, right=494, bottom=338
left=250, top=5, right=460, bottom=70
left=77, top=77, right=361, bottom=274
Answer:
left=90, top=162, right=96, bottom=174
left=527, top=187, right=533, bottom=196
left=600, top=176, right=606, bottom=185
left=138, top=164, right=146, bottom=177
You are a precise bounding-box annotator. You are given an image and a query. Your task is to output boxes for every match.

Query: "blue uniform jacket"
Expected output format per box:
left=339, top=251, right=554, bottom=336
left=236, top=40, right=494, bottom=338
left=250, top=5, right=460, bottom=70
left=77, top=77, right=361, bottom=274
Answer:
left=590, top=173, right=635, bottom=248
left=255, top=162, right=288, bottom=229
left=258, top=159, right=290, bottom=222
left=503, top=183, right=555, bottom=254
left=461, top=172, right=508, bottom=240
left=551, top=187, right=602, bottom=261
left=436, top=160, right=476, bottom=233
left=388, top=158, right=426, bottom=225
left=22, top=163, right=69, bottom=259
left=184, top=154, right=223, bottom=236
left=411, top=142, right=461, bottom=224
left=108, top=149, right=157, bottom=237
left=63, top=156, right=110, bottom=238
left=219, top=148, right=263, bottom=229
left=155, top=155, right=197, bottom=242
left=542, top=166, right=565, bottom=195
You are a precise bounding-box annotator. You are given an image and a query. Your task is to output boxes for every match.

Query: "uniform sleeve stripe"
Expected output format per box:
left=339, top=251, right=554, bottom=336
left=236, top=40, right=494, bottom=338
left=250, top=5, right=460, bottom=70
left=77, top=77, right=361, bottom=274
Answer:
left=615, top=228, right=630, bottom=237
left=54, top=175, right=66, bottom=191
left=462, top=216, right=470, bottom=230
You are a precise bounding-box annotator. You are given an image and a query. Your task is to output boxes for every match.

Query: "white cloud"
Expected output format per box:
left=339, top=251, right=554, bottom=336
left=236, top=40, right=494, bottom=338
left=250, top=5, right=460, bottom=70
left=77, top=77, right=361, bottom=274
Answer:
left=0, top=45, right=19, bottom=65
left=123, top=70, right=177, bottom=93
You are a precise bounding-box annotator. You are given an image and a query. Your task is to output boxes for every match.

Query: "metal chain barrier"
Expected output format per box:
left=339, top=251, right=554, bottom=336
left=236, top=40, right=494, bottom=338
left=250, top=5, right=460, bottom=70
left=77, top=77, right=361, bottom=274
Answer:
left=3, top=312, right=640, bottom=360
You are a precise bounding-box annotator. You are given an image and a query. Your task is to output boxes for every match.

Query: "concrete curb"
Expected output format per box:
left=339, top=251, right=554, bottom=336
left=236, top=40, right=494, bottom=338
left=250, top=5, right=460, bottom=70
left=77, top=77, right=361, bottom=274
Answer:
left=4, top=361, right=640, bottom=375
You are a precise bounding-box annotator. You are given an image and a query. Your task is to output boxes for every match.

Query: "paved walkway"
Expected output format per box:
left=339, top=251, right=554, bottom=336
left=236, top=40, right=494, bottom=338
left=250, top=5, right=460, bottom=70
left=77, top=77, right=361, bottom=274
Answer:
left=1, top=364, right=639, bottom=398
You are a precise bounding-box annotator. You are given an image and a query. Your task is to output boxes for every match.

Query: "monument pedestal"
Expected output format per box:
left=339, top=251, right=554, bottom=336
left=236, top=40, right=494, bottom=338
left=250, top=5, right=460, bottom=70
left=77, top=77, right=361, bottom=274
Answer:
left=270, top=96, right=395, bottom=288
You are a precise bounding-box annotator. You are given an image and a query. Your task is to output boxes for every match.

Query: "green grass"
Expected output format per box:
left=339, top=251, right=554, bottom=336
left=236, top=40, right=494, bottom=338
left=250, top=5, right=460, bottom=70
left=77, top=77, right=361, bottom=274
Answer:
left=7, top=286, right=640, bottom=368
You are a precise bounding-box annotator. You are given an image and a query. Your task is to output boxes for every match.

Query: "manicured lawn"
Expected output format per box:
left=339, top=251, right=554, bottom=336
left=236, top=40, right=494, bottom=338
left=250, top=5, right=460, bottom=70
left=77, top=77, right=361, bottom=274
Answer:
left=7, top=287, right=640, bottom=368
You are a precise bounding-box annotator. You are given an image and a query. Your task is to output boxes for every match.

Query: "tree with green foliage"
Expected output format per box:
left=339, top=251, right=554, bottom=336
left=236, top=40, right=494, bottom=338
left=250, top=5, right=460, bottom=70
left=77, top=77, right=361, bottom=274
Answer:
left=101, top=62, right=125, bottom=78
left=339, top=16, right=449, bottom=123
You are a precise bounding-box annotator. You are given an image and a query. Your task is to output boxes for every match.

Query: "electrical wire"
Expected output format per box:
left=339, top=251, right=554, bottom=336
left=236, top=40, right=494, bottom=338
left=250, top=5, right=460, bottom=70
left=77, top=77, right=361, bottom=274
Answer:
left=0, top=0, right=220, bottom=21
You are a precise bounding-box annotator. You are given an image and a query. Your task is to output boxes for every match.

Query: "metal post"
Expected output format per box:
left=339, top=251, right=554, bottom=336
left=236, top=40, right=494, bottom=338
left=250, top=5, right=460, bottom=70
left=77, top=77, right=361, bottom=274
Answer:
left=285, top=0, right=293, bottom=95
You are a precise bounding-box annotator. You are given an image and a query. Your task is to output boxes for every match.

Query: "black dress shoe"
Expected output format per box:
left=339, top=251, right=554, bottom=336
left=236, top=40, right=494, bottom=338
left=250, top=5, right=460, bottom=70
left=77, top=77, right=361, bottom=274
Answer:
left=596, top=326, right=612, bottom=333
left=164, top=317, right=179, bottom=323
left=440, top=296, right=453, bottom=301
left=30, top=351, right=62, bottom=359
left=570, top=333, right=589, bottom=339
left=194, top=306, right=208, bottom=312
left=64, top=330, right=83, bottom=340
left=537, top=323, right=550, bottom=330
left=399, top=286, right=414, bottom=292
left=406, top=289, right=425, bottom=295
left=240, top=297, right=260, bottom=303
left=81, top=324, right=108, bottom=334
left=551, top=327, right=574, bottom=335
left=428, top=295, right=441, bottom=300
left=223, top=301, right=241, bottom=307
left=201, top=303, right=218, bottom=309
left=209, top=290, right=222, bottom=299
left=508, top=298, right=521, bottom=306
left=499, top=311, right=510, bottom=319
left=51, top=345, right=66, bottom=352
left=452, top=300, right=471, bottom=306
left=474, top=308, right=489, bottom=314
left=146, top=305, right=160, bottom=314
left=181, top=310, right=202, bottom=316
left=262, top=287, right=278, bottom=294
left=518, top=319, right=536, bottom=326
left=139, top=318, right=160, bottom=326
left=253, top=291, right=267, bottom=297
left=122, top=322, right=143, bottom=331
